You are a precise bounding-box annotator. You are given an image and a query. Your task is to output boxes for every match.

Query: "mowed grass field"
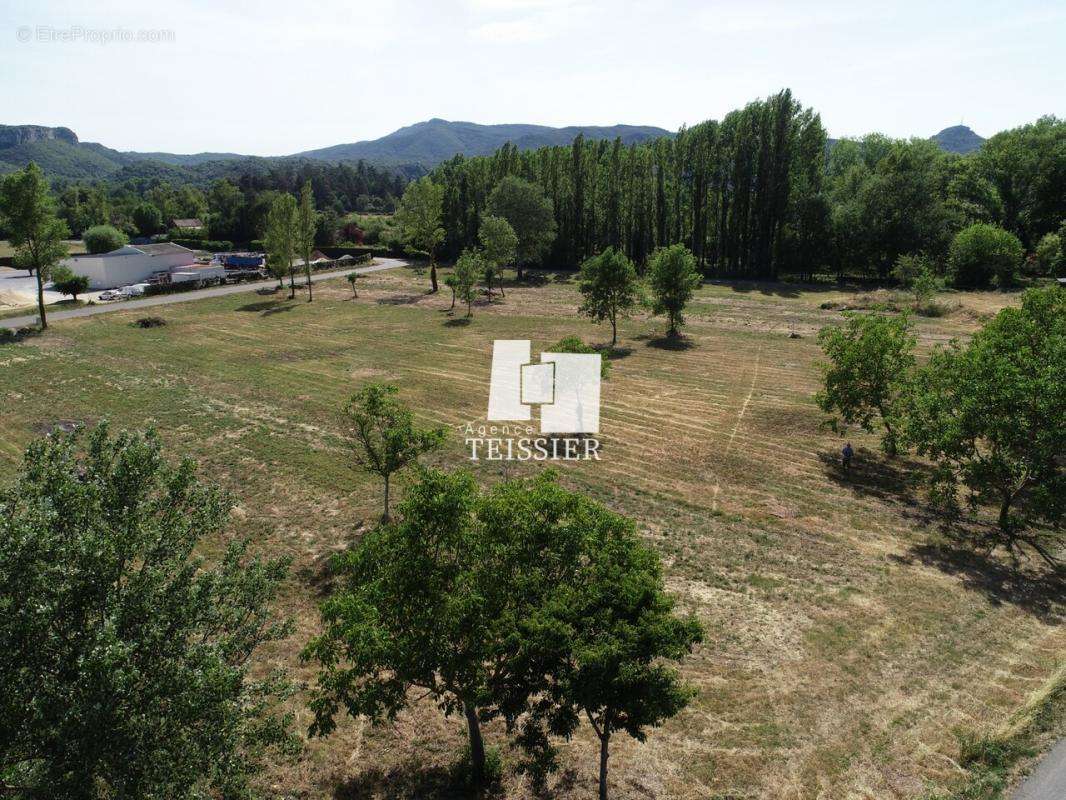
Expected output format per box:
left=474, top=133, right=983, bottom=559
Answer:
left=0, top=267, right=1062, bottom=799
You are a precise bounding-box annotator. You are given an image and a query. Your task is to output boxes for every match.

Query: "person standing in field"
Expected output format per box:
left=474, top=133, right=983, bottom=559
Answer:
left=842, top=442, right=854, bottom=471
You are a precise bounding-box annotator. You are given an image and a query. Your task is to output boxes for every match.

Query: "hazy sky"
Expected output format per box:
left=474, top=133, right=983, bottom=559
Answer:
left=3, top=0, right=1064, bottom=155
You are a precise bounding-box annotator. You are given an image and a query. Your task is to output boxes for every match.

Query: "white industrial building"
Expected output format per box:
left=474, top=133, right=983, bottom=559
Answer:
left=63, top=243, right=198, bottom=290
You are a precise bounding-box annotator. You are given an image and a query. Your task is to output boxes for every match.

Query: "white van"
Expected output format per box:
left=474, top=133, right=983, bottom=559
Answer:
left=119, top=283, right=149, bottom=297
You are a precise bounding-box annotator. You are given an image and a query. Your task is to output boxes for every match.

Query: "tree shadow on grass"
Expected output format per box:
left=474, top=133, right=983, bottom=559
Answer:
left=817, top=449, right=924, bottom=505
left=377, top=294, right=425, bottom=306
left=444, top=317, right=473, bottom=327
left=333, top=759, right=491, bottom=800
left=596, top=344, right=633, bottom=362
left=638, top=333, right=695, bottom=351
left=235, top=299, right=295, bottom=315
left=891, top=542, right=1065, bottom=622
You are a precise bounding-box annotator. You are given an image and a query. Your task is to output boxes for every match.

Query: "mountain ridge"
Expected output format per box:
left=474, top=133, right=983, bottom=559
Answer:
left=0, top=119, right=989, bottom=182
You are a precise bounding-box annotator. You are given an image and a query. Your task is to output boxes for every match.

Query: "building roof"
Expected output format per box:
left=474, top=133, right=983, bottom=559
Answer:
left=172, top=218, right=205, bottom=228
left=131, top=242, right=196, bottom=256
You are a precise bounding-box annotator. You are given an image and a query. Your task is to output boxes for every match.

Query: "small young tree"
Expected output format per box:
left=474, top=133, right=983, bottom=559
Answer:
left=444, top=273, right=458, bottom=310
left=346, top=271, right=359, bottom=298
left=486, top=176, right=556, bottom=281
left=395, top=177, right=445, bottom=292
left=0, top=425, right=295, bottom=799
left=479, top=214, right=517, bottom=297
left=82, top=223, right=128, bottom=254
left=265, top=193, right=298, bottom=298
left=902, top=286, right=1065, bottom=562
left=49, top=265, right=90, bottom=302
left=0, top=163, right=70, bottom=329
left=892, top=254, right=940, bottom=310
left=578, top=247, right=640, bottom=346
left=453, top=249, right=482, bottom=317
left=340, top=383, right=446, bottom=520
left=949, top=223, right=1024, bottom=288
left=297, top=180, right=317, bottom=301
left=647, top=244, right=701, bottom=339
left=817, top=313, right=917, bottom=456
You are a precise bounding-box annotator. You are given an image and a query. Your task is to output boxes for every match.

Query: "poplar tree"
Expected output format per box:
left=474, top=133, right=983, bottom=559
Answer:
left=297, top=180, right=317, bottom=301
left=265, top=194, right=298, bottom=298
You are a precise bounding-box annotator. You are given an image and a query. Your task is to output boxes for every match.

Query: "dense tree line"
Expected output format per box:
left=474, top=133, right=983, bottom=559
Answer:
left=430, top=93, right=1064, bottom=281
left=20, top=159, right=406, bottom=245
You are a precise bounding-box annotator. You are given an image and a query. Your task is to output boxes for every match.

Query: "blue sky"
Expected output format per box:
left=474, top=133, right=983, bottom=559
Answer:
left=2, top=0, right=1064, bottom=155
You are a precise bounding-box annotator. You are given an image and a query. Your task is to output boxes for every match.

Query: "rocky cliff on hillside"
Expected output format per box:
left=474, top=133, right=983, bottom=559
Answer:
left=0, top=125, right=79, bottom=149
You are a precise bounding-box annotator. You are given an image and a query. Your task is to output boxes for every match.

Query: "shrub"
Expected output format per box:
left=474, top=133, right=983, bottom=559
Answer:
left=50, top=265, right=90, bottom=301
left=551, top=335, right=611, bottom=378
left=82, top=224, right=128, bottom=254
left=133, top=316, right=166, bottom=328
left=948, top=223, right=1024, bottom=288
left=1034, top=231, right=1064, bottom=277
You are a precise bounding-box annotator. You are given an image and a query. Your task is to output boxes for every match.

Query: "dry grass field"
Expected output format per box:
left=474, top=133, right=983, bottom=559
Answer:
left=0, top=266, right=1061, bottom=800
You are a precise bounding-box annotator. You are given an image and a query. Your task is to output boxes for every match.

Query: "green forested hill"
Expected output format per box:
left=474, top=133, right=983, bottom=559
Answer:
left=292, top=118, right=672, bottom=165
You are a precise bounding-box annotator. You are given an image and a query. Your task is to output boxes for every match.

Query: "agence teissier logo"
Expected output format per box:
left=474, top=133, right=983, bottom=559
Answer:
left=463, top=340, right=602, bottom=461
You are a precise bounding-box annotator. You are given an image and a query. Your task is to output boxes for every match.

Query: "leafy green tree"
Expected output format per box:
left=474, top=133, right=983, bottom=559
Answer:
left=517, top=487, right=704, bottom=800
left=132, top=202, right=163, bottom=236
left=305, top=468, right=699, bottom=792
left=578, top=247, right=640, bottom=346
left=49, top=265, right=90, bottom=302
left=478, top=214, right=517, bottom=297
left=304, top=469, right=499, bottom=785
left=0, top=425, right=295, bottom=799
left=297, top=181, right=317, bottom=301
left=59, top=184, right=110, bottom=236
left=346, top=271, right=359, bottom=298
left=949, top=223, right=1024, bottom=289
left=1033, top=229, right=1064, bottom=277
left=487, top=176, right=556, bottom=280
left=81, top=223, right=127, bottom=254
left=647, top=244, right=700, bottom=339
left=265, top=193, right=298, bottom=297
left=452, top=249, right=482, bottom=317
left=0, top=163, right=69, bottom=329
left=976, top=116, right=1066, bottom=248
left=817, top=313, right=917, bottom=455
left=902, top=287, right=1065, bottom=563
left=340, top=383, right=447, bottom=520
left=395, top=177, right=445, bottom=292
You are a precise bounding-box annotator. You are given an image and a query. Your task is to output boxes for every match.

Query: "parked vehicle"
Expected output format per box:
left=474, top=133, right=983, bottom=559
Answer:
left=119, top=283, right=149, bottom=297
left=98, top=290, right=125, bottom=301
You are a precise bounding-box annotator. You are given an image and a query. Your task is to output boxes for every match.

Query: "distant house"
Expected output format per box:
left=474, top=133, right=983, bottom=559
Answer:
left=172, top=218, right=205, bottom=232
left=63, top=243, right=197, bottom=289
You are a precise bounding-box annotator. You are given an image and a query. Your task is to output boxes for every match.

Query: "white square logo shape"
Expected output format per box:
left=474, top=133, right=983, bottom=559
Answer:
left=487, top=340, right=602, bottom=434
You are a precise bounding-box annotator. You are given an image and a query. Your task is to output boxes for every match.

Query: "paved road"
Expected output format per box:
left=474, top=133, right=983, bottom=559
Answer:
left=1, top=259, right=406, bottom=330
left=1013, top=738, right=1066, bottom=800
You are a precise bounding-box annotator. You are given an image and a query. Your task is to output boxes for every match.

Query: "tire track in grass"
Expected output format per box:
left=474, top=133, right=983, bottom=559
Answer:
left=712, top=345, right=763, bottom=512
